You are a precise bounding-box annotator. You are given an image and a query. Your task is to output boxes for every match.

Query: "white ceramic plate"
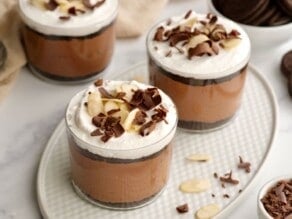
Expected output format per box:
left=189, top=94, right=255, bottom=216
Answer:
left=37, top=62, right=278, bottom=219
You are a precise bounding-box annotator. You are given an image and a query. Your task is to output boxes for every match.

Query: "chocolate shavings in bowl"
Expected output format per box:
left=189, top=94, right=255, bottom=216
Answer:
left=261, top=179, right=292, bottom=218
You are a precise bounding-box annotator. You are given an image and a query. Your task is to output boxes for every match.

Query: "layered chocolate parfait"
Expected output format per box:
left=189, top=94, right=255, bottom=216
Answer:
left=66, top=80, right=177, bottom=209
left=18, top=0, right=118, bottom=82
left=147, top=11, right=251, bottom=131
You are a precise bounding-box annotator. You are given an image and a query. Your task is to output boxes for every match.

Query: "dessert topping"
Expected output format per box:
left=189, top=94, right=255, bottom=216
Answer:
left=179, top=178, right=211, bottom=193
left=261, top=179, right=292, bottom=218
left=237, top=156, right=251, bottom=173
left=195, top=203, right=221, bottom=219
left=30, top=0, right=106, bottom=20
left=219, top=171, right=239, bottom=185
left=87, top=81, right=168, bottom=142
left=186, top=153, right=212, bottom=162
left=153, top=11, right=242, bottom=59
left=176, top=203, right=189, bottom=214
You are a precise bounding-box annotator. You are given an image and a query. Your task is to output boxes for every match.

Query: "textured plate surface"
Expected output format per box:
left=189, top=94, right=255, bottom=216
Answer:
left=37, top=63, right=277, bottom=219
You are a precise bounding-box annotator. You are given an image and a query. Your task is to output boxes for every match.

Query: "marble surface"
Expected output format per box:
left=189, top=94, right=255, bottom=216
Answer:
left=0, top=0, right=291, bottom=218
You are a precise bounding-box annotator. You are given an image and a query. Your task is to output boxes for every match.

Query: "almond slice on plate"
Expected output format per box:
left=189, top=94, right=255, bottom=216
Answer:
left=179, top=179, right=211, bottom=193
left=186, top=154, right=212, bottom=162
left=195, top=203, right=221, bottom=219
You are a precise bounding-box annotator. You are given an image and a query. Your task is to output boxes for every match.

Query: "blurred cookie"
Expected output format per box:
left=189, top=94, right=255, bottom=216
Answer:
left=213, top=0, right=291, bottom=26
left=0, top=41, right=7, bottom=70
left=281, top=50, right=292, bottom=77
left=277, top=0, right=292, bottom=16
left=219, top=0, right=267, bottom=23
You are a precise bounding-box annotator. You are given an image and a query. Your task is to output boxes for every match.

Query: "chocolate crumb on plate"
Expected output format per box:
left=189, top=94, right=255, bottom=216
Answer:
left=176, top=203, right=189, bottom=213
left=238, top=156, right=251, bottom=173
left=94, top=79, right=103, bottom=87
left=219, top=171, right=239, bottom=185
left=223, top=194, right=230, bottom=198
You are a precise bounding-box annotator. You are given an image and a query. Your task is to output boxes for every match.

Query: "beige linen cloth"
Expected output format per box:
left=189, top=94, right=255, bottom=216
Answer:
left=0, top=0, right=168, bottom=102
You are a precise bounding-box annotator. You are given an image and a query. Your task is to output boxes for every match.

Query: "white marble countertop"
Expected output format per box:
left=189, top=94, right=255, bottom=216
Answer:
left=0, top=0, right=292, bottom=218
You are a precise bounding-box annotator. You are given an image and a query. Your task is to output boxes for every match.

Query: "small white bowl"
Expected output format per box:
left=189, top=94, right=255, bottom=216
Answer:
left=207, top=0, right=292, bottom=48
left=257, top=175, right=292, bottom=219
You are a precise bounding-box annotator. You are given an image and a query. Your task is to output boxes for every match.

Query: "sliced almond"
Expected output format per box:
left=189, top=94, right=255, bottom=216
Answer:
left=121, top=84, right=139, bottom=102
left=122, top=108, right=140, bottom=131
left=180, top=17, right=197, bottom=31
left=186, top=154, right=212, bottom=162
left=87, top=92, right=103, bottom=117
left=58, top=1, right=85, bottom=14
left=102, top=98, right=124, bottom=103
left=30, top=0, right=46, bottom=10
left=104, top=101, right=119, bottom=115
left=179, top=179, right=211, bottom=193
left=195, top=204, right=221, bottom=219
left=187, top=34, right=209, bottom=49
left=220, top=38, right=241, bottom=50
left=112, top=104, right=129, bottom=123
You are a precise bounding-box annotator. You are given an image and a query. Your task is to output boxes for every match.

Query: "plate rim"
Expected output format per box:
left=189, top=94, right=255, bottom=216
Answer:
left=37, top=62, right=278, bottom=219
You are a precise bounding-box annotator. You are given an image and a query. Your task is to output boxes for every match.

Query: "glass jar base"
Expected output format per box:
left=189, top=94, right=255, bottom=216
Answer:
left=178, top=113, right=238, bottom=133
left=72, top=181, right=166, bottom=210
left=28, top=64, right=106, bottom=85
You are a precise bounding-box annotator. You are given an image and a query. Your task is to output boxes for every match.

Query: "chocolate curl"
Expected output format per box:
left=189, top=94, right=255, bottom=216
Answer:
left=188, top=42, right=216, bottom=59
left=153, top=26, right=165, bottom=41
left=169, top=32, right=192, bottom=47
left=139, top=121, right=156, bottom=136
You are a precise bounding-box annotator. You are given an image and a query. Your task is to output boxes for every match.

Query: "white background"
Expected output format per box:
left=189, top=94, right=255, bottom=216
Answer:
left=0, top=0, right=292, bottom=218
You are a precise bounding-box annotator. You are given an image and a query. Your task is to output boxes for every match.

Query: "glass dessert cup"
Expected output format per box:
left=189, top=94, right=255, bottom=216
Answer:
left=148, top=59, right=248, bottom=132
left=146, top=11, right=251, bottom=132
left=18, top=0, right=118, bottom=83
left=65, top=80, right=178, bottom=210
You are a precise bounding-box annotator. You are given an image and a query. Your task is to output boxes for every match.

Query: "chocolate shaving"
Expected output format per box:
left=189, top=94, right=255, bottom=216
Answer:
left=214, top=172, right=218, bottom=179
left=166, top=18, right=172, bottom=26
left=82, top=0, right=105, bottom=9
left=238, top=156, right=251, bottom=173
left=94, top=79, right=103, bottom=87
left=219, top=171, right=239, bottom=185
left=176, top=203, right=189, bottom=213
left=84, top=102, right=88, bottom=107
left=112, top=123, right=125, bottom=137
left=107, top=109, right=120, bottom=115
left=139, top=121, right=156, bottom=136
left=165, top=50, right=172, bottom=57
left=59, top=16, right=70, bottom=20
left=115, top=92, right=126, bottom=99
left=99, top=87, right=114, bottom=99
left=132, top=88, right=161, bottom=111
left=92, top=113, right=106, bottom=127
left=68, top=7, right=77, bottom=15
left=238, top=189, right=243, bottom=193
left=188, top=42, right=216, bottom=59
left=153, top=26, right=165, bottom=41
left=45, top=0, right=58, bottom=11
left=184, top=10, right=192, bottom=19
left=209, top=15, right=218, bottom=24
left=261, top=180, right=292, bottom=218
left=101, top=134, right=111, bottom=142
left=133, top=110, right=147, bottom=125
left=169, top=32, right=191, bottom=47
left=152, top=105, right=168, bottom=123
left=211, top=193, right=216, bottom=198
left=223, top=194, right=230, bottom=198
left=90, top=129, right=103, bottom=136
left=174, top=46, right=184, bottom=54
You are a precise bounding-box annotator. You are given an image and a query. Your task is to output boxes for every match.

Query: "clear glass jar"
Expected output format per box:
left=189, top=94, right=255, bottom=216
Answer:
left=18, top=0, right=118, bottom=83
left=146, top=11, right=251, bottom=132
left=65, top=81, right=177, bottom=209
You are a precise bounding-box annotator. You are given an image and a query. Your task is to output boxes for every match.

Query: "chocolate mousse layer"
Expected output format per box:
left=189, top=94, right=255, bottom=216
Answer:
left=69, top=137, right=173, bottom=207
left=21, top=21, right=115, bottom=81
left=149, top=59, right=247, bottom=130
